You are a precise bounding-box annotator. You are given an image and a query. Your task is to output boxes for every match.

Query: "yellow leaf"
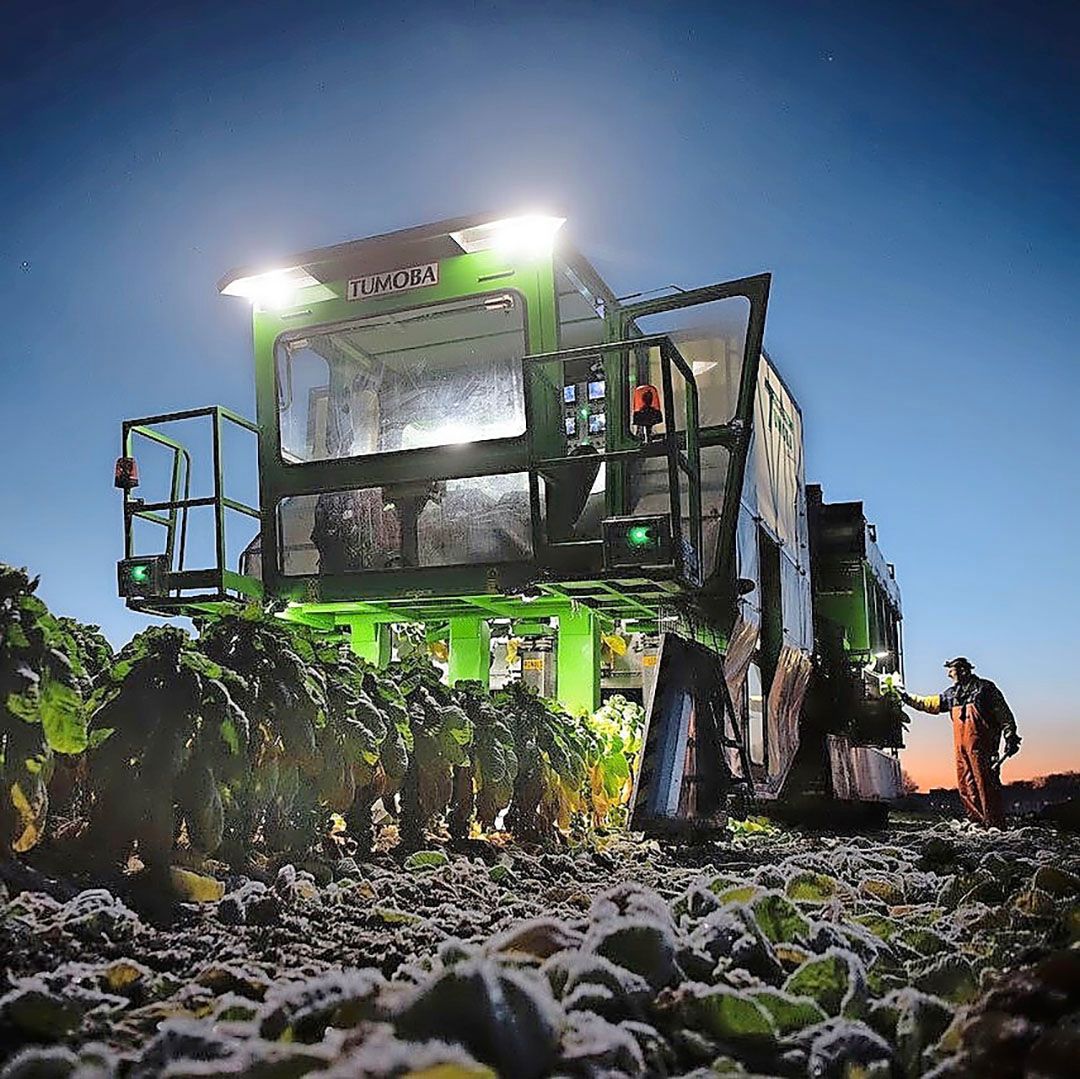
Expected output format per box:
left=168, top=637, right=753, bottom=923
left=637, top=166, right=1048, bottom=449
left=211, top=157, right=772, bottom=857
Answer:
left=104, top=960, right=147, bottom=992
left=601, top=633, right=628, bottom=657
left=429, top=639, right=450, bottom=663
left=169, top=866, right=225, bottom=903
left=10, top=781, right=43, bottom=854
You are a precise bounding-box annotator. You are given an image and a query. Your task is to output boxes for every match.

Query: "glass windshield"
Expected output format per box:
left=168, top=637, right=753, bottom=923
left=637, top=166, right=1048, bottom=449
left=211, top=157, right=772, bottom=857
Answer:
left=277, top=472, right=532, bottom=575
left=276, top=293, right=526, bottom=462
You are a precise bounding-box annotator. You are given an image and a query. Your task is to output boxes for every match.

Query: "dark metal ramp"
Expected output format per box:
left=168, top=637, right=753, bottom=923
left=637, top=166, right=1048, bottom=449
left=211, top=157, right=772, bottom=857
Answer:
left=629, top=633, right=754, bottom=834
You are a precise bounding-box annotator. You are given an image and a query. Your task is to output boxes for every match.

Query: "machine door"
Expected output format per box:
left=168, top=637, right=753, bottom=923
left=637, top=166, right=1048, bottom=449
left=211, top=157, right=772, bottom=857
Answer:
left=615, top=274, right=771, bottom=588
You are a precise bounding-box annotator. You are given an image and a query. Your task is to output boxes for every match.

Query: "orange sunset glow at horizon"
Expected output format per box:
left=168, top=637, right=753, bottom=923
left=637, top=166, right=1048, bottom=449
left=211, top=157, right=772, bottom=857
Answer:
left=901, top=714, right=1080, bottom=791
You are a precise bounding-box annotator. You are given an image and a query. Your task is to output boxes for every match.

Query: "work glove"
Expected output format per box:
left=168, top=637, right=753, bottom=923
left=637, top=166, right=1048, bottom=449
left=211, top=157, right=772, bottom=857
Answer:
left=991, top=733, right=1022, bottom=771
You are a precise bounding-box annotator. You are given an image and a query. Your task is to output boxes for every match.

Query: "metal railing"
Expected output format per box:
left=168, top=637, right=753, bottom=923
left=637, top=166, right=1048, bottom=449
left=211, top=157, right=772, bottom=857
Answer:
left=121, top=405, right=261, bottom=606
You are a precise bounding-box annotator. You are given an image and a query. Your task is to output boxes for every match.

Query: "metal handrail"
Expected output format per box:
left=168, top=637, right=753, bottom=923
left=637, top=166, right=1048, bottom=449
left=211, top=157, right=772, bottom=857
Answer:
left=121, top=406, right=260, bottom=599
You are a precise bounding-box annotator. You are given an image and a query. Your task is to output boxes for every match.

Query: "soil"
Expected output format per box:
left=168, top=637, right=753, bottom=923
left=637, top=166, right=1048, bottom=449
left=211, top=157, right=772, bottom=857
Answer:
left=2, top=817, right=1079, bottom=1077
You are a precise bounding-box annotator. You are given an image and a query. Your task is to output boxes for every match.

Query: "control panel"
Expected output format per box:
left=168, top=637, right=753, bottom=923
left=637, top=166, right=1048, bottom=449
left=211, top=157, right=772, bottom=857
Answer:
left=562, top=359, right=606, bottom=448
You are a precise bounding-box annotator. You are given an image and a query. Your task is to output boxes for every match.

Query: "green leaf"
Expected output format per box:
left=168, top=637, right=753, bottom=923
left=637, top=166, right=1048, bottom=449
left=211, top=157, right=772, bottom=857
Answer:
left=852, top=912, right=900, bottom=941
left=717, top=884, right=763, bottom=905
left=374, top=907, right=422, bottom=925
left=5, top=691, right=39, bottom=723
left=684, top=985, right=776, bottom=1040
left=39, top=678, right=87, bottom=754
left=88, top=727, right=115, bottom=749
left=783, top=950, right=866, bottom=1017
left=220, top=717, right=240, bottom=755
left=897, top=926, right=950, bottom=957
left=404, top=850, right=450, bottom=872
left=750, top=892, right=811, bottom=944
left=913, top=954, right=978, bottom=1004
left=181, top=652, right=224, bottom=680
left=750, top=989, right=827, bottom=1035
left=785, top=871, right=839, bottom=903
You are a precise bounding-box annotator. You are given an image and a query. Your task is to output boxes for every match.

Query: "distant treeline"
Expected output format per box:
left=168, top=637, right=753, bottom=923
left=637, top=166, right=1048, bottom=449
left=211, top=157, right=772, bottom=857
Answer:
left=894, top=771, right=1080, bottom=818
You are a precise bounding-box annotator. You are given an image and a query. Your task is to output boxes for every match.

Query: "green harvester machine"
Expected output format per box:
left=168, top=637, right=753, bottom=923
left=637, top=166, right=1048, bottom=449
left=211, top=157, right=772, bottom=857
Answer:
left=115, top=212, right=906, bottom=829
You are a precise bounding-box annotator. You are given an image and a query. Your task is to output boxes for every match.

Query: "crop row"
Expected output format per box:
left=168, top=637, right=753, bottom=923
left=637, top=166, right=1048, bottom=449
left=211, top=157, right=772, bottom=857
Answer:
left=0, top=564, right=643, bottom=879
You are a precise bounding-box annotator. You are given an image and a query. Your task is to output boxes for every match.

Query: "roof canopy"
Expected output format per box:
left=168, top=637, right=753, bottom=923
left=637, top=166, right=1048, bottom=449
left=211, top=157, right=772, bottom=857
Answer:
left=217, top=212, right=566, bottom=299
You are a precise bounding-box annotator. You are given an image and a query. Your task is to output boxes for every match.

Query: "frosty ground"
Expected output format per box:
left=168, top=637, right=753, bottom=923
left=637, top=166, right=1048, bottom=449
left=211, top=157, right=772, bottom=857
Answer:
left=2, top=818, right=1079, bottom=1078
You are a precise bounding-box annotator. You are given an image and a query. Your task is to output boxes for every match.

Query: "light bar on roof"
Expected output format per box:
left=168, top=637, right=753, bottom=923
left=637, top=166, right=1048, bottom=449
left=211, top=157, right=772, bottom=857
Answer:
left=450, top=215, right=566, bottom=256
left=219, top=266, right=321, bottom=310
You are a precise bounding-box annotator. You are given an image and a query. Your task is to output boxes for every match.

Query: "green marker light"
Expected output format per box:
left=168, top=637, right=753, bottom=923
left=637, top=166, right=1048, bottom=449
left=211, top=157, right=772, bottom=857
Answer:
left=626, top=524, right=654, bottom=548
left=129, top=564, right=151, bottom=584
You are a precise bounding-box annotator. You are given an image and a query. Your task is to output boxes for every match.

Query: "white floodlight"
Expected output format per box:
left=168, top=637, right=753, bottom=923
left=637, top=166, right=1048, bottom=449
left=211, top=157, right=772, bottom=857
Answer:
left=450, top=215, right=566, bottom=257
left=219, top=266, right=320, bottom=310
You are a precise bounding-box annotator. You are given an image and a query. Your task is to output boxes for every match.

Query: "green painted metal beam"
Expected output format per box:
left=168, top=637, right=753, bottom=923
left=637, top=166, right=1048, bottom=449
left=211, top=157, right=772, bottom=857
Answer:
left=448, top=617, right=491, bottom=688
left=347, top=619, right=391, bottom=667
left=556, top=605, right=600, bottom=716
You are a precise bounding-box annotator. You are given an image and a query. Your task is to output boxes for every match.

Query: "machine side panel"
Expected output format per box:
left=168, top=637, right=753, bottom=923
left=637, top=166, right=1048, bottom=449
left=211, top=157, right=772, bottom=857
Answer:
left=739, top=352, right=813, bottom=797
left=827, top=736, right=903, bottom=800
left=750, top=355, right=808, bottom=565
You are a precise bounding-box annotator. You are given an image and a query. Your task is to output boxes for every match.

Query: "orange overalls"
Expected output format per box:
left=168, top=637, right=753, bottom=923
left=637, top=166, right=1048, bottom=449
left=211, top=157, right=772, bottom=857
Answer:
left=905, top=677, right=1017, bottom=827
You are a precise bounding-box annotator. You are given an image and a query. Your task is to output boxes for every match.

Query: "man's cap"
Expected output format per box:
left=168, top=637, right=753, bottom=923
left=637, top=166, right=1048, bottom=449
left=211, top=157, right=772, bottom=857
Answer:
left=944, top=657, right=974, bottom=670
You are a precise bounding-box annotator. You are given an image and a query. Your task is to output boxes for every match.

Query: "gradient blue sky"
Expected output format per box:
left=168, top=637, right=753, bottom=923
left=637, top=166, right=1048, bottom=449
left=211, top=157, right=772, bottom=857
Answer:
left=1, top=1, right=1076, bottom=787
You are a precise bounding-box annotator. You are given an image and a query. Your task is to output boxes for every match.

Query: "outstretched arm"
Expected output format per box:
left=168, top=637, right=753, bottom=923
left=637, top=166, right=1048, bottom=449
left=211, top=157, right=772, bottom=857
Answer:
left=900, top=690, right=944, bottom=714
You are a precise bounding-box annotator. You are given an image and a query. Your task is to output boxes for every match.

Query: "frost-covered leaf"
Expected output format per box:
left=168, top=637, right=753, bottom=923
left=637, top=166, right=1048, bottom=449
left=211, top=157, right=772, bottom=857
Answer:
left=750, top=988, right=827, bottom=1035
left=395, top=959, right=562, bottom=1079
left=805, top=1017, right=896, bottom=1077
left=558, top=1010, right=646, bottom=1074
left=896, top=925, right=950, bottom=958
left=783, top=948, right=867, bottom=1017
left=913, top=954, right=978, bottom=1004
left=785, top=871, right=839, bottom=904
left=716, top=883, right=764, bottom=905
left=749, top=892, right=810, bottom=944
left=868, top=987, right=953, bottom=1076
left=586, top=915, right=679, bottom=991
left=669, top=982, right=776, bottom=1041
left=259, top=968, right=385, bottom=1042
left=490, top=917, right=583, bottom=960
left=1031, top=865, right=1080, bottom=898
left=0, top=984, right=84, bottom=1038
left=859, top=876, right=906, bottom=905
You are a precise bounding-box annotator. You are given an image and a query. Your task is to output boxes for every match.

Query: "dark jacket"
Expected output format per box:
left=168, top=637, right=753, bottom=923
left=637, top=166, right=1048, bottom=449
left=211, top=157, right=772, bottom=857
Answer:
left=905, top=676, right=1018, bottom=738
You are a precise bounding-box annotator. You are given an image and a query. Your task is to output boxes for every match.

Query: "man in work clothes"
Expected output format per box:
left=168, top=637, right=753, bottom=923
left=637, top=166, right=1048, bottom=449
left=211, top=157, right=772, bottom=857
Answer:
left=902, top=657, right=1021, bottom=827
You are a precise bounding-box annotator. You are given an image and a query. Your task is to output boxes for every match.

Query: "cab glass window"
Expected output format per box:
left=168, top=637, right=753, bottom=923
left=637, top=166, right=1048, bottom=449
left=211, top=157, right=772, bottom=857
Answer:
left=276, top=294, right=526, bottom=462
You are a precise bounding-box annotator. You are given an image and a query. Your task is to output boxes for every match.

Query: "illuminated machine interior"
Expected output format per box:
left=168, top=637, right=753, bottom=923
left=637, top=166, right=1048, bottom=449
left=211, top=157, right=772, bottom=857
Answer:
left=115, top=211, right=906, bottom=813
